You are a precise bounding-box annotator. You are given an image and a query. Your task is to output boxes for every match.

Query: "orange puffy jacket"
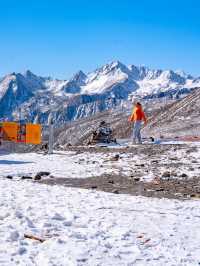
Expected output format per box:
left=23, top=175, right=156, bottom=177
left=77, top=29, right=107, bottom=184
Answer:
left=129, top=106, right=147, bottom=123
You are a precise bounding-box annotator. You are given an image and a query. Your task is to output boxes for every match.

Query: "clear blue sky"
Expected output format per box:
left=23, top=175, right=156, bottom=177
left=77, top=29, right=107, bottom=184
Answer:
left=0, top=0, right=200, bottom=79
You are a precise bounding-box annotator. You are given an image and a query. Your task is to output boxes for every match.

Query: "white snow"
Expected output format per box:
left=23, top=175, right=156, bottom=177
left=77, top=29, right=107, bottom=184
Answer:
left=81, top=68, right=128, bottom=94
left=0, top=151, right=112, bottom=179
left=0, top=177, right=200, bottom=265
left=0, top=148, right=200, bottom=265
left=0, top=74, right=16, bottom=99
left=0, top=150, right=157, bottom=181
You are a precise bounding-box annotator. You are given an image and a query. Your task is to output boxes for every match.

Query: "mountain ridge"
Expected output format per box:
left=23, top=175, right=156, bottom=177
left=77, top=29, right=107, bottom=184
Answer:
left=0, top=61, right=200, bottom=124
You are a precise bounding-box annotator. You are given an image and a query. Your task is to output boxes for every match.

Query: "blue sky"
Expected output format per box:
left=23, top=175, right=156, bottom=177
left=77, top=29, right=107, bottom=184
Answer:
left=0, top=0, right=200, bottom=79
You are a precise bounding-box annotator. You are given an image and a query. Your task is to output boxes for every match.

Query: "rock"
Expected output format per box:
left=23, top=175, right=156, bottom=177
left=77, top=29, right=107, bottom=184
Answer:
left=134, top=177, right=140, bottom=182
left=6, top=175, right=13, bottom=179
left=135, top=164, right=145, bottom=167
left=34, top=175, right=42, bottom=180
left=21, top=176, right=32, bottom=180
left=36, top=171, right=50, bottom=177
left=108, top=180, right=114, bottom=184
left=112, top=189, right=119, bottom=194
left=192, top=160, right=198, bottom=163
left=191, top=194, right=200, bottom=199
left=91, top=186, right=97, bottom=189
left=170, top=157, right=177, bottom=161
left=67, top=143, right=72, bottom=147
left=34, top=171, right=51, bottom=180
left=109, top=154, right=120, bottom=161
left=156, top=188, right=164, bottom=192
left=171, top=171, right=178, bottom=177
left=180, top=173, right=188, bottom=178
left=188, top=167, right=194, bottom=171
left=162, top=171, right=171, bottom=178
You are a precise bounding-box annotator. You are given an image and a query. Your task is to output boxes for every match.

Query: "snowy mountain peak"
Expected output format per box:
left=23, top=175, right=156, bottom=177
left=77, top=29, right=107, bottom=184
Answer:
left=71, top=70, right=87, bottom=85
left=159, top=70, right=185, bottom=84
left=93, top=61, right=129, bottom=77
left=0, top=61, right=200, bottom=123
left=105, top=61, right=129, bottom=73
left=24, top=69, right=35, bottom=77
left=175, top=70, right=193, bottom=80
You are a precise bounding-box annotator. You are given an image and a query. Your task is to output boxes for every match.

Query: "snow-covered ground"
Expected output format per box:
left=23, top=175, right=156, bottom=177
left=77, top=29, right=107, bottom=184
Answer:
left=1, top=141, right=200, bottom=181
left=0, top=150, right=154, bottom=181
left=0, top=178, right=200, bottom=265
left=0, top=147, right=200, bottom=265
left=0, top=151, right=109, bottom=179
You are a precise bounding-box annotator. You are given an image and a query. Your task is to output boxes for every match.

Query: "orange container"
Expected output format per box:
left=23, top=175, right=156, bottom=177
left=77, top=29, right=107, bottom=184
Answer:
left=25, top=124, right=41, bottom=144
left=2, top=122, right=18, bottom=142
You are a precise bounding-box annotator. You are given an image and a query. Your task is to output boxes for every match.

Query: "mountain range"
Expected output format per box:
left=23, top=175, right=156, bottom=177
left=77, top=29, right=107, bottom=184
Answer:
left=0, top=61, right=199, bottom=125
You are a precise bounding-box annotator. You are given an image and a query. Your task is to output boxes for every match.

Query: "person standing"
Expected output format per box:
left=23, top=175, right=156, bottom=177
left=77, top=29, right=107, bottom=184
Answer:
left=128, top=102, right=147, bottom=144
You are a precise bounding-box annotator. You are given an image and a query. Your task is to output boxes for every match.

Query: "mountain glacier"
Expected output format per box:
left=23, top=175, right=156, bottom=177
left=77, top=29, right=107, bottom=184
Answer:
left=0, top=61, right=199, bottom=125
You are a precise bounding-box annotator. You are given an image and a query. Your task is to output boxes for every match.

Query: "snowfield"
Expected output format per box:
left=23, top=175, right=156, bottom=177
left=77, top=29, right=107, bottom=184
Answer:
left=0, top=151, right=155, bottom=181
left=0, top=147, right=200, bottom=265
left=1, top=178, right=200, bottom=266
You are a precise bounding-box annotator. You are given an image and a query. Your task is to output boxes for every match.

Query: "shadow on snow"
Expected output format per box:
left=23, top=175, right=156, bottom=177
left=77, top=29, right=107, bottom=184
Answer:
left=0, top=160, right=33, bottom=165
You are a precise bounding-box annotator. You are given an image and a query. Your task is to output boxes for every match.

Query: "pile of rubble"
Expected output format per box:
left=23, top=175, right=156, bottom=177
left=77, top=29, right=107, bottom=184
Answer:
left=87, top=121, right=116, bottom=145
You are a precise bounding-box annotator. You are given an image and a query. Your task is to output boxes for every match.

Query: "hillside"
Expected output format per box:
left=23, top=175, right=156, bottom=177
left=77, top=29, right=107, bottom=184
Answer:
left=54, top=99, right=175, bottom=147
left=143, top=88, right=200, bottom=139
left=54, top=88, right=200, bottom=146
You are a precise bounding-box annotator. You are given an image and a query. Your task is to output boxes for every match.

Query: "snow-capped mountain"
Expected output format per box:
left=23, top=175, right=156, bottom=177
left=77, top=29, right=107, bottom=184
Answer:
left=0, top=61, right=199, bottom=125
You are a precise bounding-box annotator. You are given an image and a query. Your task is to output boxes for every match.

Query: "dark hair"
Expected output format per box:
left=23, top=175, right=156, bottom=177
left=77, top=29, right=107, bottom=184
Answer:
left=136, top=102, right=141, bottom=106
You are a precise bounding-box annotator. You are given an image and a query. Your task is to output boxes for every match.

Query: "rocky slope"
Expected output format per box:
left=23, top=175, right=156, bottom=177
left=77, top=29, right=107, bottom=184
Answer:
left=54, top=99, right=175, bottom=147
left=54, top=87, right=200, bottom=146
left=143, top=88, right=200, bottom=138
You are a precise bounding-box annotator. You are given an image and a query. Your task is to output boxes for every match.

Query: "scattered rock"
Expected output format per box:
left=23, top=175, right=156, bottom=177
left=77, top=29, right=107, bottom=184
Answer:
left=67, top=143, right=72, bottom=147
left=171, top=171, right=178, bottom=177
left=112, top=189, right=119, bottom=194
left=135, top=164, right=145, bottom=167
left=21, top=176, right=32, bottom=180
left=108, top=154, right=120, bottom=161
left=192, top=160, right=198, bottom=163
left=34, top=171, right=51, bottom=180
left=156, top=188, right=165, bottom=192
left=170, top=157, right=177, bottom=161
left=162, top=171, right=171, bottom=178
left=190, top=194, right=200, bottom=199
left=180, top=173, right=188, bottom=178
left=34, top=175, right=41, bottom=181
left=37, top=171, right=51, bottom=177
left=6, top=175, right=13, bottom=179
left=188, top=167, right=194, bottom=171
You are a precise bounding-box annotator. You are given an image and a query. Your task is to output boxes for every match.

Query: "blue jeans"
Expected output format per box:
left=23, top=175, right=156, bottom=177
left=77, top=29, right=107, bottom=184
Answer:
left=133, top=121, right=142, bottom=143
